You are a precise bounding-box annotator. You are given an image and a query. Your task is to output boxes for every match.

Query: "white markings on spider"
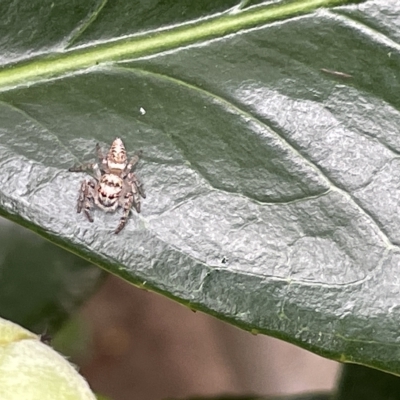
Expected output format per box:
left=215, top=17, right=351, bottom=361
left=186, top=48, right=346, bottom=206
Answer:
left=69, top=138, right=146, bottom=234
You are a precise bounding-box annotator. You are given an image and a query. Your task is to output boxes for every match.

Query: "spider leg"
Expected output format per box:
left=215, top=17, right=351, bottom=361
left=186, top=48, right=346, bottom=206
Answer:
left=69, top=162, right=102, bottom=180
left=85, top=180, right=96, bottom=222
left=131, top=172, right=146, bottom=199
left=96, top=143, right=104, bottom=160
left=132, top=180, right=141, bottom=213
left=96, top=143, right=109, bottom=173
left=77, top=180, right=95, bottom=222
left=69, top=163, right=96, bottom=173
left=92, top=163, right=102, bottom=180
left=77, top=180, right=87, bottom=214
left=122, top=150, right=143, bottom=178
left=125, top=172, right=143, bottom=212
left=115, top=192, right=134, bottom=234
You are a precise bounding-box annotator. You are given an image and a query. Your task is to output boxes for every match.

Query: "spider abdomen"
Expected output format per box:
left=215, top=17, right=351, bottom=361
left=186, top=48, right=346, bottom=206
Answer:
left=97, top=174, right=123, bottom=209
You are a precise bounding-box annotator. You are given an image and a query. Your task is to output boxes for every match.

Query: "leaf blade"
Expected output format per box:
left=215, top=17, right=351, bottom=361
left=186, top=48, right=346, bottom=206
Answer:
left=2, top=0, right=400, bottom=376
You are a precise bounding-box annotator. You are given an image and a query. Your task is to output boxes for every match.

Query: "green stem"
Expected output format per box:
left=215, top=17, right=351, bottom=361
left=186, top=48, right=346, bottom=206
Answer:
left=0, top=0, right=361, bottom=90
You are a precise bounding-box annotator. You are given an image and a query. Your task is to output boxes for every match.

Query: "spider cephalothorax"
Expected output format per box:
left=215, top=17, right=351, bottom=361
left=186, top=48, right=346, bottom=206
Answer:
left=104, top=137, right=128, bottom=175
left=69, top=138, right=145, bottom=234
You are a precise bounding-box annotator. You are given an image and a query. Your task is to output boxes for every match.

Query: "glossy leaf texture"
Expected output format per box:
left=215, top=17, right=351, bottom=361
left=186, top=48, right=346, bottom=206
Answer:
left=0, top=218, right=103, bottom=333
left=0, top=0, right=399, bottom=374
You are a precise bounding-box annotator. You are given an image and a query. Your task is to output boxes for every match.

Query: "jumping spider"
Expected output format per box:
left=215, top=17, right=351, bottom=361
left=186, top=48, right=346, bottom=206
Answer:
left=69, top=138, right=145, bottom=234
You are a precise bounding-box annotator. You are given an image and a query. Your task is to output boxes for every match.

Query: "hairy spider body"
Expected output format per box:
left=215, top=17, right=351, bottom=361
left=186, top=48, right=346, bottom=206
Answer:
left=69, top=138, right=145, bottom=234
left=97, top=174, right=123, bottom=210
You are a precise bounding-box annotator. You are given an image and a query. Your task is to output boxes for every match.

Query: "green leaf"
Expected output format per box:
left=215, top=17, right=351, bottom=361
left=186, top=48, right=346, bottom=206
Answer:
left=52, top=316, right=92, bottom=364
left=95, top=395, right=113, bottom=400
left=335, top=364, right=400, bottom=400
left=1, top=0, right=399, bottom=375
left=0, top=218, right=103, bottom=332
left=0, top=317, right=96, bottom=400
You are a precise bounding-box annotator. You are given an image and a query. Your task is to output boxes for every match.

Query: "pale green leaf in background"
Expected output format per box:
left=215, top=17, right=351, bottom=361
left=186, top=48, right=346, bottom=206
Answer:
left=0, top=317, right=96, bottom=400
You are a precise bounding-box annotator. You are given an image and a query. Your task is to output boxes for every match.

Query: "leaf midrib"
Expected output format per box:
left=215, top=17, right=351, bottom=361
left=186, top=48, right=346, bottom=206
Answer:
left=0, top=0, right=358, bottom=91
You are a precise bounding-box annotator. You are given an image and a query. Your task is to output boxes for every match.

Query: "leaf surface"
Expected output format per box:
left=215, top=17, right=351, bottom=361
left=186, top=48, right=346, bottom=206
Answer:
left=1, top=0, right=400, bottom=374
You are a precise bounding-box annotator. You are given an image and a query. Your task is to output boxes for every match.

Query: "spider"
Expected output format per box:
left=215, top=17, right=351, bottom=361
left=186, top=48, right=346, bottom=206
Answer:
left=69, top=138, right=145, bottom=234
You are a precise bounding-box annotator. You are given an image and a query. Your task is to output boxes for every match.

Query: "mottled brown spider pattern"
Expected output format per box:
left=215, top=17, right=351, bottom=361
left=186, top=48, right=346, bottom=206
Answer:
left=69, top=138, right=145, bottom=234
